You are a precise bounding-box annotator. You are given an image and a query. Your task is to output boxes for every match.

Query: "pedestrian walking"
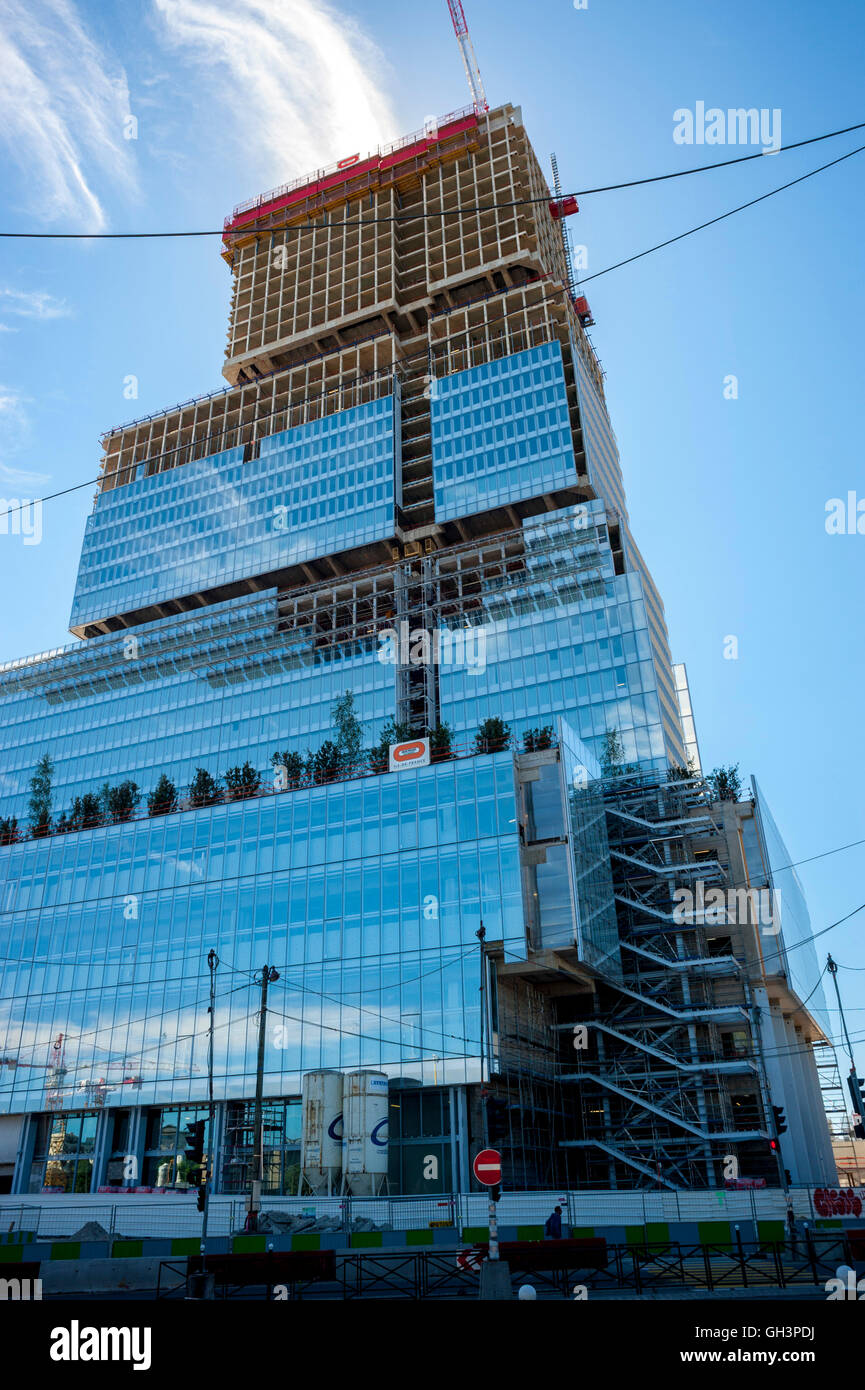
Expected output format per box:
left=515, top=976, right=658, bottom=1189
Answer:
left=545, top=1204, right=563, bottom=1239
left=786, top=1202, right=798, bottom=1255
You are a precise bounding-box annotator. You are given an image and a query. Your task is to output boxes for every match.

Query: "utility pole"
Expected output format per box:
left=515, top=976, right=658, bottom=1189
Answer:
left=476, top=923, right=509, bottom=1297
left=747, top=982, right=787, bottom=1192
left=200, top=950, right=218, bottom=1259
left=247, top=963, right=279, bottom=1232
left=477, top=923, right=490, bottom=1145
left=477, top=922, right=494, bottom=1256
left=827, top=954, right=865, bottom=1141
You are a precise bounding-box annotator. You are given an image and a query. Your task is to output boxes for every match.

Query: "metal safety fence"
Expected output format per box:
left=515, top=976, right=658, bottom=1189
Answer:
left=0, top=1185, right=856, bottom=1243
left=152, top=1234, right=853, bottom=1301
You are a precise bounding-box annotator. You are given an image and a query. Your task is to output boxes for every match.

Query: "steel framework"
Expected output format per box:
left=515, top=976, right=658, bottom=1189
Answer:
left=559, top=773, right=776, bottom=1189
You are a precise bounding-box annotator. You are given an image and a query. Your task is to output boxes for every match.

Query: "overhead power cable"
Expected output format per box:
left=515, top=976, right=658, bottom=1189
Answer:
left=572, top=118, right=865, bottom=194
left=0, top=120, right=863, bottom=240
left=264, top=1000, right=481, bottom=1059
left=1, top=136, right=865, bottom=525
left=265, top=948, right=480, bottom=1052
left=580, top=140, right=865, bottom=284
left=769, top=834, right=865, bottom=875
left=757, top=898, right=865, bottom=969
left=0, top=973, right=249, bottom=1069
left=0, top=994, right=257, bottom=1098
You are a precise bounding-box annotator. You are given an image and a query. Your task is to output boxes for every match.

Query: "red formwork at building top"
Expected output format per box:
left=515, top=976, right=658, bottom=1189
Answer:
left=223, top=107, right=480, bottom=242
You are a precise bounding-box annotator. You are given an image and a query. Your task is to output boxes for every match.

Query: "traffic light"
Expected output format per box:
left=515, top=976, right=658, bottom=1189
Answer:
left=183, top=1119, right=206, bottom=1178
left=772, top=1104, right=788, bottom=1137
left=486, top=1096, right=509, bottom=1143
left=197, top=1183, right=207, bottom=1213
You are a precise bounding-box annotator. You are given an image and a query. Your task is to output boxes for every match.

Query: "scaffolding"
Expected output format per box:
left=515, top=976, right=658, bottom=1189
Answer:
left=556, top=772, right=778, bottom=1190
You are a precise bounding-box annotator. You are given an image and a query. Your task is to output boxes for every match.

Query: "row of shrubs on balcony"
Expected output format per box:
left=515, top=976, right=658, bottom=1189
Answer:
left=0, top=705, right=557, bottom=847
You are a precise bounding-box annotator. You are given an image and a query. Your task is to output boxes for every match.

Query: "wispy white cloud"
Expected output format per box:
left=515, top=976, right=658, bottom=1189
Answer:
left=0, top=387, right=32, bottom=459
left=0, top=462, right=52, bottom=490
left=0, top=387, right=28, bottom=421
left=153, top=0, right=398, bottom=190
left=0, top=386, right=35, bottom=472
left=0, top=288, right=71, bottom=321
left=0, top=0, right=137, bottom=231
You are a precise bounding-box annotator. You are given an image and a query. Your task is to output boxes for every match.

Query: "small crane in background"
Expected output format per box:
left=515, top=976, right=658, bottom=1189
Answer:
left=443, top=4, right=589, bottom=326
left=0, top=1032, right=68, bottom=1109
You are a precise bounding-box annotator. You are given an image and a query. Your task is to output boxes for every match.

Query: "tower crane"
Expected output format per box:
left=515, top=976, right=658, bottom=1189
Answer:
left=0, top=1034, right=196, bottom=1110
left=0, top=1032, right=68, bottom=1109
left=446, top=0, right=488, bottom=115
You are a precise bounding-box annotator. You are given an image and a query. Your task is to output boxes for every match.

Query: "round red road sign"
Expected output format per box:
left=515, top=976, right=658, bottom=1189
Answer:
left=472, top=1148, right=502, bottom=1186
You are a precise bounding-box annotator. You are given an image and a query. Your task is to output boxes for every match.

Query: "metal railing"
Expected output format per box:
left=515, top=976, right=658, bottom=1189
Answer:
left=153, top=1234, right=851, bottom=1300
left=227, top=106, right=476, bottom=224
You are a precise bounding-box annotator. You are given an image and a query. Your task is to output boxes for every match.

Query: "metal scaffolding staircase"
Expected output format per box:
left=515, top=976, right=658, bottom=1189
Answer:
left=562, top=772, right=774, bottom=1190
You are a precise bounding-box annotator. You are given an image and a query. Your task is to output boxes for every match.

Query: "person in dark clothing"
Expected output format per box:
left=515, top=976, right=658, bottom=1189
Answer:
left=545, top=1205, right=563, bottom=1239
left=786, top=1203, right=798, bottom=1255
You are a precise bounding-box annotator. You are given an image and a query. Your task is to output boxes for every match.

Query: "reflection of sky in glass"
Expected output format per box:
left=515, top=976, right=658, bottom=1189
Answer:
left=71, top=392, right=398, bottom=629
left=558, top=717, right=621, bottom=980
left=431, top=341, right=578, bottom=522
left=439, top=504, right=668, bottom=773
left=751, top=777, right=830, bottom=1035
left=0, top=592, right=393, bottom=824
left=0, top=754, right=522, bottom=1113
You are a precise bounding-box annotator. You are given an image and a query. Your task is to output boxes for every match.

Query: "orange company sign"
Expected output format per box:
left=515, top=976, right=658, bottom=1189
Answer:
left=389, top=738, right=431, bottom=773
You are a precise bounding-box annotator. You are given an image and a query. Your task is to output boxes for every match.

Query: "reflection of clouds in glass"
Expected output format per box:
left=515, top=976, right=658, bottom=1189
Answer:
left=0, top=762, right=499, bottom=1109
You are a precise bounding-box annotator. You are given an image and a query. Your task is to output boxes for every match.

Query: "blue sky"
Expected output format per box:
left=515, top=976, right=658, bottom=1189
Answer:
left=1, top=0, right=864, bottom=1044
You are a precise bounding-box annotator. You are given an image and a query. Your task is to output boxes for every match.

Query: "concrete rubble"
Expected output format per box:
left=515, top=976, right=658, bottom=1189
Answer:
left=256, top=1210, right=388, bottom=1234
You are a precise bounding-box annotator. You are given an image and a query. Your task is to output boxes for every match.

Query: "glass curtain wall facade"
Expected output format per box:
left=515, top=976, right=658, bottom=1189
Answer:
left=70, top=393, right=400, bottom=631
left=0, top=756, right=521, bottom=1117
left=0, top=594, right=393, bottom=827
left=438, top=503, right=669, bottom=770
left=431, top=340, right=579, bottom=519
left=0, top=102, right=716, bottom=1196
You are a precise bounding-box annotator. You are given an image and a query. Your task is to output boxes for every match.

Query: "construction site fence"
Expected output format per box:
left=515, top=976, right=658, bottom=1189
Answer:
left=0, top=1186, right=856, bottom=1242
left=219, top=1236, right=853, bottom=1300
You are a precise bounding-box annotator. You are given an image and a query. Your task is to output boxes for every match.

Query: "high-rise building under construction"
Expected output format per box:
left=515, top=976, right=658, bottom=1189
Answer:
left=0, top=105, right=837, bottom=1199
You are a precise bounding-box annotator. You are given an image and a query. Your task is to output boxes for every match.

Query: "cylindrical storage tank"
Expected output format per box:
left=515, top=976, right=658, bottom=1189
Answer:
left=341, top=1071, right=389, bottom=1196
left=300, top=1069, right=344, bottom=1195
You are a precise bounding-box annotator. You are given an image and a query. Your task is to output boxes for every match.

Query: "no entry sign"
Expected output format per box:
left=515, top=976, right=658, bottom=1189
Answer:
left=472, top=1148, right=502, bottom=1186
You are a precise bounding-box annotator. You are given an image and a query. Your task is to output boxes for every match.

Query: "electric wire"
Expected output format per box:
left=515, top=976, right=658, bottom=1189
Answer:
left=1, top=118, right=863, bottom=239
left=264, top=948, right=481, bottom=1052
left=0, top=946, right=483, bottom=1082
left=580, top=140, right=865, bottom=285
left=1, top=122, right=863, bottom=1118
left=2, top=136, right=863, bottom=530
left=0, top=973, right=250, bottom=1073
left=263, top=999, right=481, bottom=1059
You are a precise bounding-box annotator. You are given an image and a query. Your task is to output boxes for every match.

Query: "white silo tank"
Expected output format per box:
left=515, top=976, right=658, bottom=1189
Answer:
left=341, top=1071, right=389, bottom=1196
left=300, top=1069, right=344, bottom=1195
